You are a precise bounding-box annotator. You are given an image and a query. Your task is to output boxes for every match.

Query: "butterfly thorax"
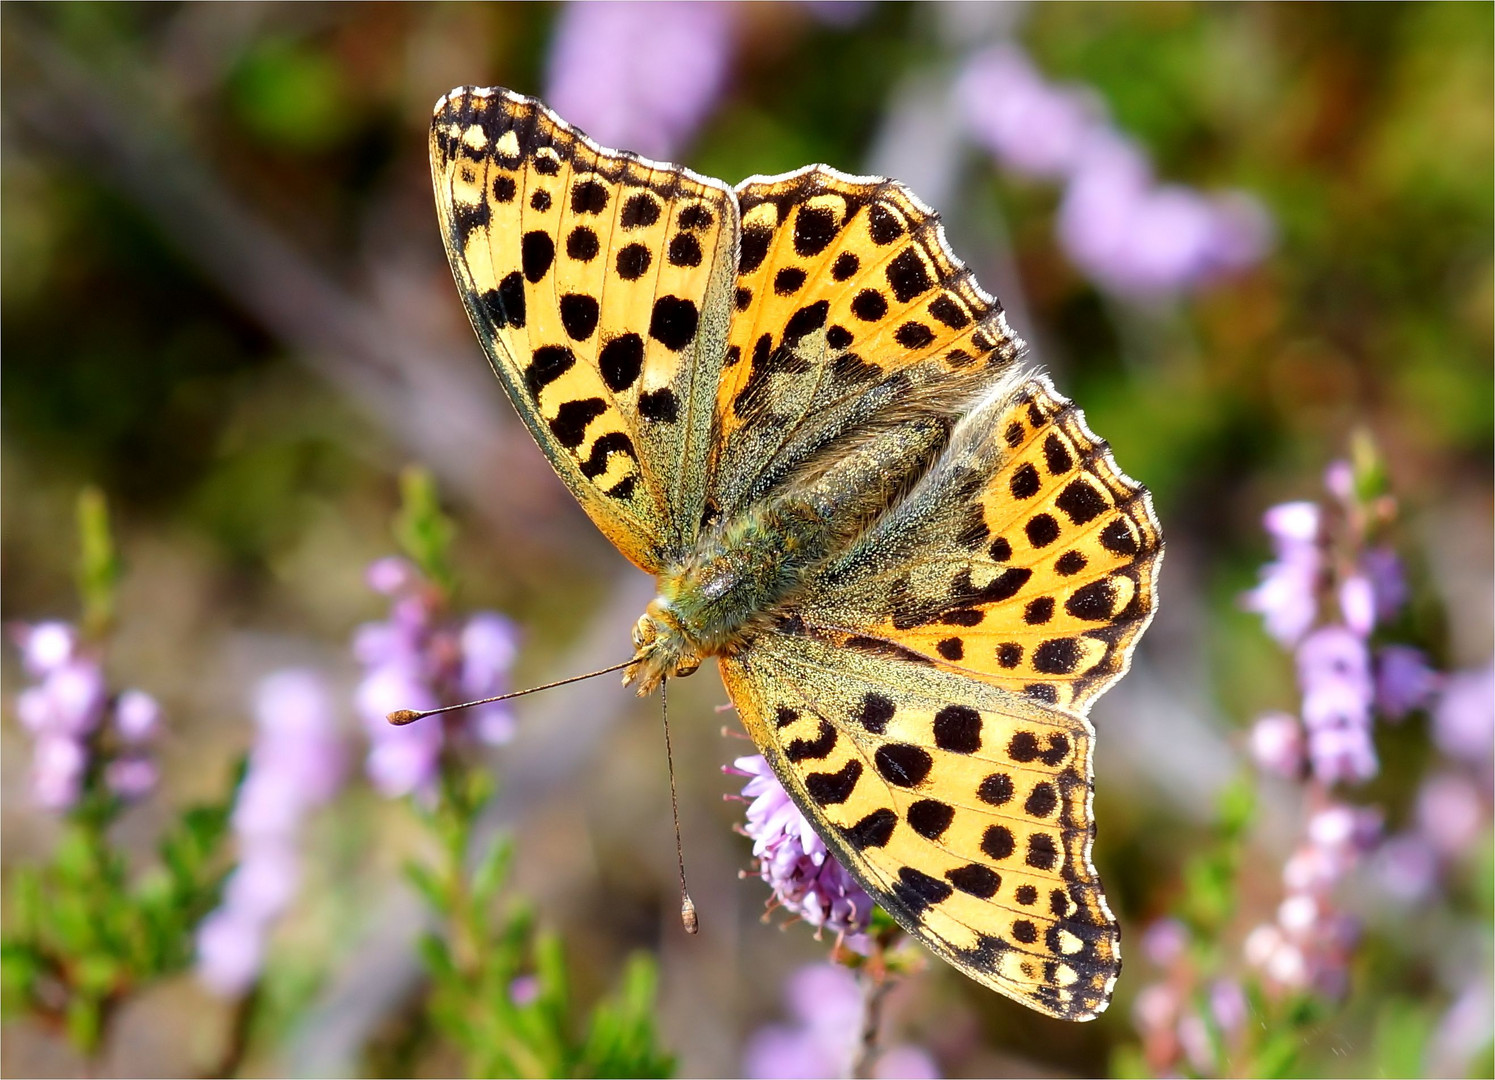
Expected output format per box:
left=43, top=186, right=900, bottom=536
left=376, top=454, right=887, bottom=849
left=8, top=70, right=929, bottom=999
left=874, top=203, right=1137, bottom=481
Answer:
left=625, top=413, right=951, bottom=694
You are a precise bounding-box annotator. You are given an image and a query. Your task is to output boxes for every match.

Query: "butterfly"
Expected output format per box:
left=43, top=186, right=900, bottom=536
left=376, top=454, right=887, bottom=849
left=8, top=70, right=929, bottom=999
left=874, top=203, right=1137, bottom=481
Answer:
left=429, top=85, right=1162, bottom=1020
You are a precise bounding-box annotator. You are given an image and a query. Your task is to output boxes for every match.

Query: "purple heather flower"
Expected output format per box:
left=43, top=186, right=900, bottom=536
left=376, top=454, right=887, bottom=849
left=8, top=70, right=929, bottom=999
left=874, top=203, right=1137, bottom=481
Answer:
left=546, top=1, right=735, bottom=161
left=1374, top=645, right=1439, bottom=720
left=1249, top=711, right=1306, bottom=778
left=115, top=689, right=161, bottom=743
left=1208, top=978, right=1249, bottom=1034
left=1338, top=575, right=1376, bottom=637
left=198, top=669, right=344, bottom=998
left=1360, top=546, right=1409, bottom=625
left=1243, top=504, right=1323, bottom=647
left=30, top=735, right=87, bottom=811
left=1432, top=662, right=1494, bottom=765
left=1140, top=917, right=1189, bottom=967
left=744, top=963, right=940, bottom=1080
left=354, top=558, right=520, bottom=796
left=11, top=621, right=163, bottom=809
left=1056, top=132, right=1270, bottom=298
left=1296, top=626, right=1377, bottom=784
left=956, top=45, right=1100, bottom=180
left=195, top=908, right=266, bottom=998
left=1429, top=979, right=1495, bottom=1078
left=1372, top=832, right=1440, bottom=904
left=1415, top=772, right=1485, bottom=858
left=222, top=841, right=302, bottom=923
left=731, top=755, right=873, bottom=942
left=104, top=755, right=160, bottom=800
left=509, top=974, right=541, bottom=1007
left=17, top=621, right=78, bottom=675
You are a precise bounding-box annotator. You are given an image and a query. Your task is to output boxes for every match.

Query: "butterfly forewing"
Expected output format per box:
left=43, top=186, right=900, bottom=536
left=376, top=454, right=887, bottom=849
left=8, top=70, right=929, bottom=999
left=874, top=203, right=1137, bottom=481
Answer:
left=710, top=169, right=1021, bottom=518
left=431, top=87, right=738, bottom=570
left=722, top=630, right=1120, bottom=1020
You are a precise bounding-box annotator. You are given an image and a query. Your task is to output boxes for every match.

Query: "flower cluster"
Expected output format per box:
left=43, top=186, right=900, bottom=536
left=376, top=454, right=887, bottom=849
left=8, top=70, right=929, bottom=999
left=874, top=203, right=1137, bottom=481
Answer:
left=1131, top=920, right=1250, bottom=1076
left=545, top=1, right=735, bottom=160
left=1243, top=462, right=1438, bottom=784
left=955, top=44, right=1270, bottom=298
left=11, top=621, right=160, bottom=810
left=743, top=963, right=939, bottom=1080
left=353, top=557, right=519, bottom=798
left=1242, top=803, right=1380, bottom=998
left=728, top=754, right=873, bottom=945
left=196, top=670, right=345, bottom=997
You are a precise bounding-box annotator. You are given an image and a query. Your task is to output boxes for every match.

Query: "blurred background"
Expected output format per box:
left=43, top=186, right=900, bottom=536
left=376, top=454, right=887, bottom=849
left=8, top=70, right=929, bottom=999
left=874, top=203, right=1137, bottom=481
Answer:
left=2, top=3, right=1490, bottom=1077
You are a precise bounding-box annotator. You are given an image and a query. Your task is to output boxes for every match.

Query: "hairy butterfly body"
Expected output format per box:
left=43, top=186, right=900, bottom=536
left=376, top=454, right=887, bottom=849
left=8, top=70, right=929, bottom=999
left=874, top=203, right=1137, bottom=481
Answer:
left=431, top=85, right=1162, bottom=1020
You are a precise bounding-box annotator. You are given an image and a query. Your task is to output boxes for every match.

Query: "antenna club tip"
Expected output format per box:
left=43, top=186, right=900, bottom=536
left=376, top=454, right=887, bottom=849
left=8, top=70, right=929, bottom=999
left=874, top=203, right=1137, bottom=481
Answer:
left=681, top=895, right=699, bottom=935
left=387, top=709, right=425, bottom=726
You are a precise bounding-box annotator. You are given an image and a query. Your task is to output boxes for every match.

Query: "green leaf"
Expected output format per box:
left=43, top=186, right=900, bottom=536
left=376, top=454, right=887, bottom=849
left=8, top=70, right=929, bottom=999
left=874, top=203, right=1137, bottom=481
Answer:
left=393, top=466, right=456, bottom=594
left=75, top=486, right=120, bottom=638
left=471, top=836, right=513, bottom=909
left=404, top=860, right=451, bottom=915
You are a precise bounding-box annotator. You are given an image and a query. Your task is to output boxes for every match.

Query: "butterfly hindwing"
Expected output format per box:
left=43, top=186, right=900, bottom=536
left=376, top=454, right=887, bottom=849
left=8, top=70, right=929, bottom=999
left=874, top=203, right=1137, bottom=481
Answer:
left=722, top=628, right=1120, bottom=1020
left=803, top=374, right=1163, bottom=714
left=432, top=87, right=738, bottom=570
left=709, top=168, right=1022, bottom=519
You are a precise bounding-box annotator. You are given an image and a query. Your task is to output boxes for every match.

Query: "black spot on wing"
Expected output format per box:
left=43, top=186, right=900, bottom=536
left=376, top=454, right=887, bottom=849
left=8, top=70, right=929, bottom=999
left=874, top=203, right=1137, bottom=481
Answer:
left=806, top=759, right=862, bottom=806
left=1010, top=463, right=1042, bottom=499
left=1033, top=638, right=1084, bottom=675
left=842, top=808, right=897, bottom=850
left=566, top=226, right=599, bottom=261
left=615, top=243, right=651, bottom=280
left=892, top=867, right=953, bottom=915
left=978, top=773, right=1013, bottom=805
left=637, top=387, right=679, bottom=423
left=578, top=432, right=636, bottom=479
left=854, top=693, right=895, bottom=735
left=668, top=232, right=703, bottom=267
left=740, top=224, right=772, bottom=273
left=548, top=397, right=607, bottom=448
left=478, top=270, right=526, bottom=330
left=874, top=744, right=933, bottom=788
left=946, top=864, right=1000, bottom=898
left=559, top=293, right=600, bottom=340
left=621, top=193, right=660, bottom=228
left=649, top=296, right=699, bottom=351
left=906, top=799, right=954, bottom=840
left=570, top=178, right=609, bottom=214
left=793, top=205, right=839, bottom=256
left=894, top=321, right=935, bottom=349
left=785, top=718, right=838, bottom=763
left=1056, top=480, right=1107, bottom=525
left=599, top=334, right=644, bottom=391
left=522, top=231, right=555, bottom=283
left=885, top=248, right=933, bottom=303
left=933, top=705, right=982, bottom=753
left=1067, top=579, right=1119, bottom=621
left=524, top=345, right=574, bottom=398
left=868, top=203, right=904, bottom=244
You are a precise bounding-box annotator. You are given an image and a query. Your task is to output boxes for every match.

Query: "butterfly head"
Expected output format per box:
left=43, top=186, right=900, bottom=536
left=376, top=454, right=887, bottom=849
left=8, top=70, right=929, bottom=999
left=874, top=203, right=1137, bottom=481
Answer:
left=624, top=598, right=702, bottom=695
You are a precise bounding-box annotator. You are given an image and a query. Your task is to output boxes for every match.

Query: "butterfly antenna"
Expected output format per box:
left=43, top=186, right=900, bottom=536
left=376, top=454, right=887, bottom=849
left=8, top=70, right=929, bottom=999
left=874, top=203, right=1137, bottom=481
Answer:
left=386, top=659, right=635, bottom=726
left=662, top=677, right=699, bottom=935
